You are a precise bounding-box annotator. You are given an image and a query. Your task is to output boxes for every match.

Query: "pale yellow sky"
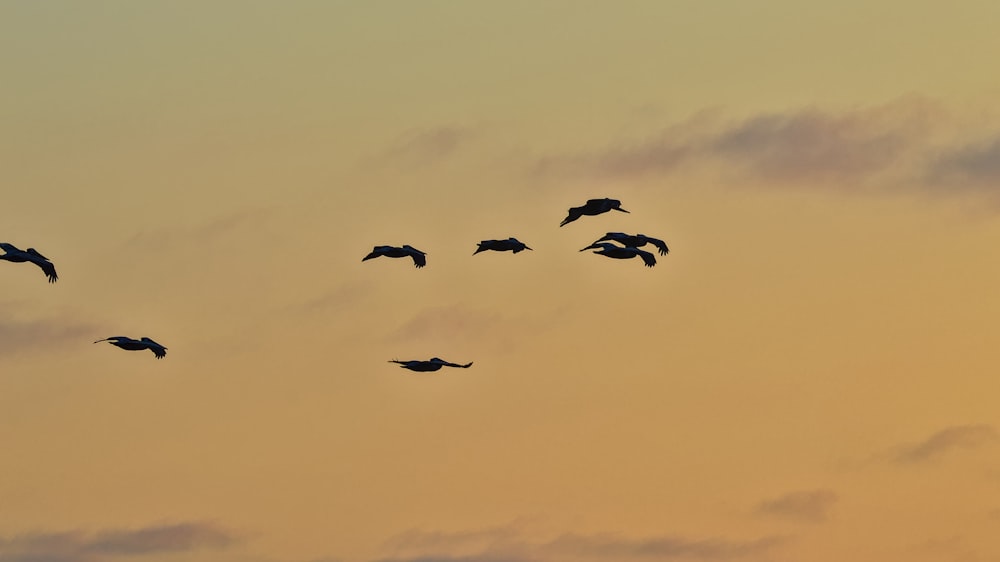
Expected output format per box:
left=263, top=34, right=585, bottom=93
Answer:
left=3, top=2, right=1000, bottom=562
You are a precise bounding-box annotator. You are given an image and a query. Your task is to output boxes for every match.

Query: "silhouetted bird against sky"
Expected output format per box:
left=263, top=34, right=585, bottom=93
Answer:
left=94, top=336, right=168, bottom=359
left=581, top=242, right=657, bottom=268
left=473, top=237, right=532, bottom=255
left=559, top=198, right=629, bottom=227
left=362, top=245, right=427, bottom=268
left=389, top=357, right=473, bottom=371
left=590, top=232, right=669, bottom=255
left=0, top=242, right=58, bottom=283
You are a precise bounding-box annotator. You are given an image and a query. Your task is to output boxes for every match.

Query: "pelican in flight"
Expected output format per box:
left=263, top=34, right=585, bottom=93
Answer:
left=559, top=198, right=629, bottom=227
left=94, top=336, right=168, bottom=359
left=581, top=242, right=657, bottom=268
left=473, top=237, right=533, bottom=255
left=362, top=245, right=427, bottom=268
left=0, top=243, right=58, bottom=283
left=389, top=357, right=473, bottom=371
left=588, top=232, right=669, bottom=255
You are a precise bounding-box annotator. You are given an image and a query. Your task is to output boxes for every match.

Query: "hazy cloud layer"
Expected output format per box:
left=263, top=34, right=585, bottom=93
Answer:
left=122, top=206, right=275, bottom=254
left=755, top=489, right=838, bottom=523
left=893, top=424, right=999, bottom=464
left=0, top=521, right=237, bottom=562
left=533, top=96, right=1000, bottom=192
left=379, top=524, right=786, bottom=562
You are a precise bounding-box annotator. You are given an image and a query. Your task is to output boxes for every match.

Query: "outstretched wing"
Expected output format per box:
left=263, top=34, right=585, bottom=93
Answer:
left=637, top=249, right=657, bottom=267
left=648, top=237, right=669, bottom=255
left=409, top=251, right=426, bottom=268
left=149, top=346, right=167, bottom=359
left=34, top=259, right=58, bottom=283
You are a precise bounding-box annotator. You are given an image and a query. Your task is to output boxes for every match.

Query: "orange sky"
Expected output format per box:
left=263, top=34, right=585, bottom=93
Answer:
left=3, top=2, right=1000, bottom=562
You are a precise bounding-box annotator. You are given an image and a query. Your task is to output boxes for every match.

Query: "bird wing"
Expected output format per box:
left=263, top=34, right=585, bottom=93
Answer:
left=409, top=251, right=426, bottom=268
left=637, top=249, right=657, bottom=267
left=648, top=237, right=669, bottom=255
left=362, top=247, right=386, bottom=261
left=150, top=346, right=167, bottom=359
left=34, top=259, right=58, bottom=283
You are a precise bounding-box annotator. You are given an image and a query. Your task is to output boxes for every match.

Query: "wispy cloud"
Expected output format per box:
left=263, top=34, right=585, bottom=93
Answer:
left=893, top=424, right=999, bottom=464
left=0, top=521, right=237, bottom=562
left=378, top=524, right=786, bottom=562
left=388, top=305, right=502, bottom=344
left=755, top=489, right=838, bottom=523
left=381, top=126, right=478, bottom=166
left=532, top=96, right=1000, bottom=195
left=122, top=206, right=274, bottom=254
left=0, top=302, right=100, bottom=359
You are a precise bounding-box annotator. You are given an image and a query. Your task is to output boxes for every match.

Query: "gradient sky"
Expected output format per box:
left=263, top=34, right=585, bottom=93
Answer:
left=4, top=2, right=1000, bottom=561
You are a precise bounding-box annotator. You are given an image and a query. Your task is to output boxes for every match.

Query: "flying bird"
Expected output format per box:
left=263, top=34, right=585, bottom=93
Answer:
left=94, top=336, right=168, bottom=359
left=581, top=242, right=657, bottom=268
left=362, top=245, right=427, bottom=268
left=473, top=237, right=533, bottom=255
left=588, top=232, right=669, bottom=255
left=559, top=198, right=629, bottom=227
left=0, top=243, right=58, bottom=283
left=389, top=357, right=473, bottom=371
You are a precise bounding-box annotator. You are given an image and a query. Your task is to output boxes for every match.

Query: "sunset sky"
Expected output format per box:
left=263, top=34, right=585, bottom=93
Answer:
left=4, top=2, right=1000, bottom=561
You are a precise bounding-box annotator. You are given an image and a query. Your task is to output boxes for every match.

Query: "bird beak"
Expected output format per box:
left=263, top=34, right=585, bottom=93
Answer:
left=525, top=246, right=533, bottom=251
left=614, top=207, right=630, bottom=213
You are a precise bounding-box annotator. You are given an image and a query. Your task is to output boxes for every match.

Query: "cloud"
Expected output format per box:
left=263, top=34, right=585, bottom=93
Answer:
left=382, top=126, right=477, bottom=166
left=122, top=206, right=274, bottom=254
left=928, top=134, right=1000, bottom=187
left=0, top=302, right=100, bottom=359
left=755, top=489, right=838, bottom=523
left=532, top=96, right=1000, bottom=193
left=378, top=524, right=786, bottom=562
left=387, top=305, right=503, bottom=344
left=0, top=521, right=237, bottom=562
left=893, top=424, right=999, bottom=464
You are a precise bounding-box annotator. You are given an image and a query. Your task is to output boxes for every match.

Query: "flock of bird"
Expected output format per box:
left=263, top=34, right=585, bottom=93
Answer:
left=3, top=198, right=668, bottom=367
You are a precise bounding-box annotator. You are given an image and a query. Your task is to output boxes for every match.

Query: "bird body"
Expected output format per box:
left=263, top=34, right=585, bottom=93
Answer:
left=591, top=232, right=669, bottom=255
left=94, top=336, right=168, bottom=359
left=581, top=242, right=657, bottom=267
left=0, top=243, right=58, bottom=283
left=362, top=245, right=427, bottom=268
left=559, top=198, right=629, bottom=227
left=473, top=237, right=532, bottom=255
left=389, top=357, right=473, bottom=371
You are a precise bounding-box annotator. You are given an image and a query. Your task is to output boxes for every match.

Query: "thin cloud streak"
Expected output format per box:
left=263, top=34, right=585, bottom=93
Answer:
left=755, top=489, right=838, bottom=523
left=893, top=424, right=999, bottom=464
left=0, top=521, right=237, bottom=562
left=0, top=302, right=101, bottom=359
left=378, top=525, right=787, bottom=562
left=381, top=126, right=478, bottom=166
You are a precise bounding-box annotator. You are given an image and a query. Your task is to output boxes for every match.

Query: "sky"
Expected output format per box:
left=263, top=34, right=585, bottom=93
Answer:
left=3, top=1, right=1000, bottom=561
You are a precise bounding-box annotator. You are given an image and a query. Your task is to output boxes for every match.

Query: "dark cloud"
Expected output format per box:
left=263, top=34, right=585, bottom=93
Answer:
left=0, top=521, right=237, bottom=562
left=755, top=489, right=838, bottom=523
left=928, top=134, right=1000, bottom=187
left=893, top=424, right=999, bottom=464
left=542, top=532, right=785, bottom=560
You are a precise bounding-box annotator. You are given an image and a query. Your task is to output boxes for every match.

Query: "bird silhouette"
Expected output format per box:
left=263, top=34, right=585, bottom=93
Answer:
left=389, top=357, right=473, bottom=371
left=0, top=243, right=58, bottom=283
left=473, top=237, right=533, bottom=255
left=559, top=198, right=629, bottom=227
left=589, top=232, right=669, bottom=255
left=94, top=336, right=168, bottom=359
left=362, top=245, right=427, bottom=268
left=580, top=242, right=657, bottom=267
